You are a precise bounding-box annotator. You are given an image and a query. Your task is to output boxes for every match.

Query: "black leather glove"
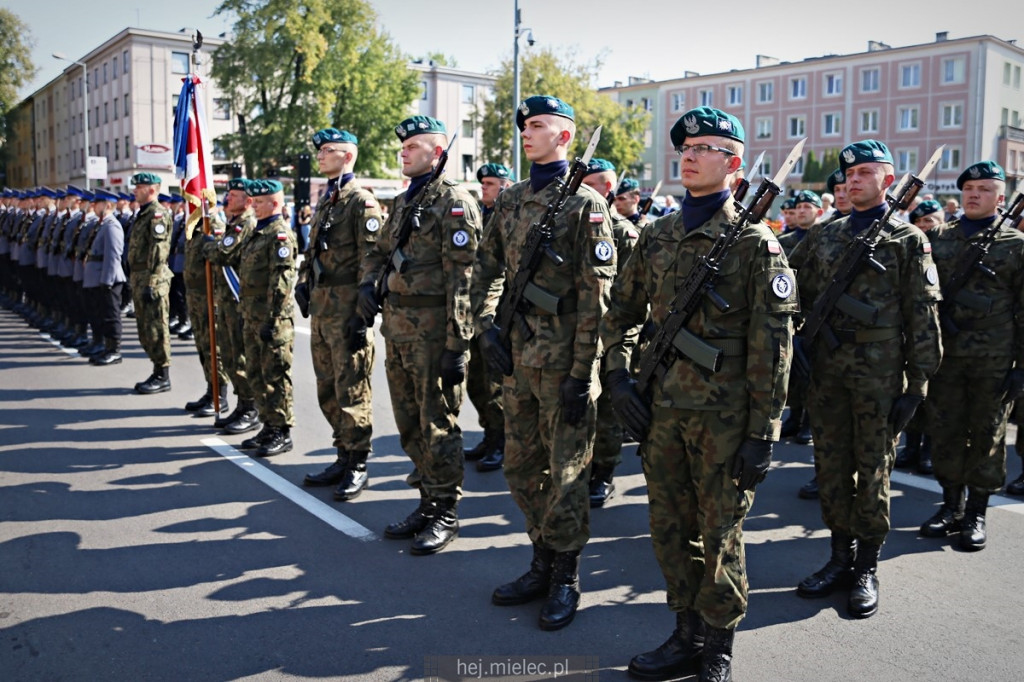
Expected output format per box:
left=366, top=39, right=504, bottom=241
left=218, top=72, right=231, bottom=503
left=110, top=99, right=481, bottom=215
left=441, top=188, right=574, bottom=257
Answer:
left=730, top=438, right=773, bottom=491
left=142, top=286, right=157, bottom=303
left=440, top=349, right=466, bottom=388
left=606, top=368, right=652, bottom=439
left=559, top=374, right=591, bottom=427
left=889, top=393, right=925, bottom=434
left=1000, top=368, right=1024, bottom=404
left=344, top=315, right=369, bottom=352
left=478, top=327, right=513, bottom=376
left=259, top=321, right=275, bottom=342
left=294, top=282, right=310, bottom=318
left=356, top=283, right=380, bottom=320
left=792, top=335, right=811, bottom=380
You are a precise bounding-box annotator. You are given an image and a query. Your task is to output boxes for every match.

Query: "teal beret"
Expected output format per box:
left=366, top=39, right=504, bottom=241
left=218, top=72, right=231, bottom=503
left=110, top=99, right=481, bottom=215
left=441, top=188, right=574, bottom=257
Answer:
left=312, top=127, right=358, bottom=149
left=585, top=158, right=615, bottom=176
left=795, top=190, right=822, bottom=208
left=394, top=115, right=446, bottom=140
left=839, top=140, right=894, bottom=171
left=909, top=199, right=942, bottom=223
left=515, top=95, right=575, bottom=132
left=227, top=178, right=248, bottom=192
left=826, top=168, right=846, bottom=193
left=131, top=172, right=162, bottom=186
left=248, top=179, right=283, bottom=196
left=957, top=161, right=1005, bottom=190
left=93, top=188, right=119, bottom=202
left=616, top=178, right=640, bottom=195
left=476, top=163, right=515, bottom=182
left=670, top=106, right=745, bottom=147
left=781, top=198, right=797, bottom=210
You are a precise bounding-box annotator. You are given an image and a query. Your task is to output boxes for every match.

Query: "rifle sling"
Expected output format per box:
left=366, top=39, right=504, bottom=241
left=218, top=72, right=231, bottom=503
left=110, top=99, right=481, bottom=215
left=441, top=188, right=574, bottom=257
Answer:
left=314, top=270, right=358, bottom=287
left=830, top=326, right=901, bottom=344
left=952, top=288, right=993, bottom=314
left=386, top=293, right=446, bottom=308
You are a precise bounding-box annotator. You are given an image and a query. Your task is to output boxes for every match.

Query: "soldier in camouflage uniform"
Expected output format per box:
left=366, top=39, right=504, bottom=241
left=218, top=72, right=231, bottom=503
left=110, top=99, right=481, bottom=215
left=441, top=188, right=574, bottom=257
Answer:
left=790, top=140, right=942, bottom=620
left=237, top=180, right=297, bottom=457
left=298, top=128, right=383, bottom=502
left=919, top=161, right=1024, bottom=551
left=600, top=107, right=795, bottom=681
left=580, top=158, right=640, bottom=508
left=358, top=116, right=481, bottom=555
left=473, top=96, right=615, bottom=631
left=203, top=179, right=260, bottom=436
left=464, top=162, right=514, bottom=473
left=613, top=177, right=652, bottom=230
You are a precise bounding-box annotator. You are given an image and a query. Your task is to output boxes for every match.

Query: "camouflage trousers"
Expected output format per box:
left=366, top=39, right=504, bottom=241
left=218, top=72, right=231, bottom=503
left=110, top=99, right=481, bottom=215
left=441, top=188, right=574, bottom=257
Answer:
left=185, top=288, right=226, bottom=387
left=385, top=337, right=464, bottom=504
left=467, top=333, right=504, bottom=435
left=593, top=386, right=624, bottom=470
left=641, top=405, right=753, bottom=631
left=503, top=366, right=596, bottom=553
left=130, top=273, right=170, bottom=367
left=241, top=314, right=294, bottom=428
left=807, top=371, right=903, bottom=545
left=312, top=313, right=374, bottom=452
left=216, top=295, right=251, bottom=401
left=926, top=357, right=1011, bottom=493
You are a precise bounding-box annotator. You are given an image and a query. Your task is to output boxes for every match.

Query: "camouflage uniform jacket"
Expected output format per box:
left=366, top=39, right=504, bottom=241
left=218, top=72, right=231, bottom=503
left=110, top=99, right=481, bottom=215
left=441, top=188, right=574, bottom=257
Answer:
left=473, top=174, right=616, bottom=380
left=361, top=175, right=482, bottom=352
left=300, top=179, right=384, bottom=318
left=610, top=207, right=640, bottom=277
left=183, top=210, right=225, bottom=291
left=788, top=214, right=942, bottom=395
left=238, top=215, right=297, bottom=326
left=204, top=208, right=256, bottom=303
left=930, top=218, right=1024, bottom=363
left=600, top=200, right=797, bottom=440
left=126, top=202, right=173, bottom=289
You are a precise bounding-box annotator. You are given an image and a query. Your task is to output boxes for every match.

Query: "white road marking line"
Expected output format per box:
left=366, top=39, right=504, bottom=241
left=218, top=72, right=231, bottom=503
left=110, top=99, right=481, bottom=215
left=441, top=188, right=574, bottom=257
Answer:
left=39, top=332, right=80, bottom=357
left=202, top=437, right=377, bottom=541
left=891, top=470, right=1024, bottom=515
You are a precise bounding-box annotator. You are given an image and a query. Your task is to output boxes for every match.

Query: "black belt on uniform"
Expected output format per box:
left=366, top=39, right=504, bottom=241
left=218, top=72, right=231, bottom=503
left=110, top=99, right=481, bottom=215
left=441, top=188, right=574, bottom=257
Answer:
left=387, top=293, right=446, bottom=308
left=831, top=326, right=901, bottom=344
left=316, top=271, right=358, bottom=286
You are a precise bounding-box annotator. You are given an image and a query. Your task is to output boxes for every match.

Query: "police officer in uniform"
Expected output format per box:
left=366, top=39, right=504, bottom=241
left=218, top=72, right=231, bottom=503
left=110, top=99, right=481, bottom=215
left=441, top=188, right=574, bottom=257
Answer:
left=82, top=188, right=126, bottom=365
left=790, top=140, right=942, bottom=618
left=919, top=161, right=1024, bottom=550
left=127, top=173, right=174, bottom=394
left=298, top=128, right=383, bottom=501
left=600, top=107, right=796, bottom=681
left=473, top=96, right=615, bottom=630
left=358, top=116, right=482, bottom=555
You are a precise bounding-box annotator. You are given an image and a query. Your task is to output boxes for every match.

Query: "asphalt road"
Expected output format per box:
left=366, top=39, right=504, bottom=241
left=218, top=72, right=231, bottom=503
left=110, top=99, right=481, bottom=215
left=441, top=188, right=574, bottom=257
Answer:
left=2, top=306, right=1023, bottom=681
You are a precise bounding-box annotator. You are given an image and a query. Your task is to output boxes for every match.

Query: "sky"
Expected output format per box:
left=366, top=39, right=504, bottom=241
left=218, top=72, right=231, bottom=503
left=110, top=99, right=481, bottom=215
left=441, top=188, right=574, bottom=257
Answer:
left=11, top=0, right=1022, bottom=99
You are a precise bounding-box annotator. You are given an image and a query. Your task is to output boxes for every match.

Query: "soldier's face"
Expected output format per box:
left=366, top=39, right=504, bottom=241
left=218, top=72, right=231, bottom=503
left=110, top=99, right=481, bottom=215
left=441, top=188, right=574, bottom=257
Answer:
left=678, top=135, right=740, bottom=197
left=134, top=184, right=156, bottom=204
left=521, top=115, right=569, bottom=164
left=400, top=137, right=440, bottom=178
left=833, top=183, right=851, bottom=213
left=961, top=179, right=1004, bottom=220
left=844, top=163, right=892, bottom=210
left=913, top=213, right=943, bottom=232
left=226, top=189, right=248, bottom=214
left=794, top=203, right=821, bottom=229
left=480, top=177, right=505, bottom=206
left=252, top=195, right=276, bottom=220
left=614, top=192, right=640, bottom=216
left=316, top=144, right=349, bottom=178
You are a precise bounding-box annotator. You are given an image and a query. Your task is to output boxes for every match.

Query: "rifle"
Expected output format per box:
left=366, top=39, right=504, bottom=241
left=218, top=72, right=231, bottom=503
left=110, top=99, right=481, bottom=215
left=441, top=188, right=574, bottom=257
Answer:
left=373, top=133, right=458, bottom=303
left=798, top=145, right=945, bottom=353
left=634, top=138, right=806, bottom=396
left=939, top=191, right=1024, bottom=335
left=492, top=126, right=602, bottom=366
left=638, top=180, right=663, bottom=218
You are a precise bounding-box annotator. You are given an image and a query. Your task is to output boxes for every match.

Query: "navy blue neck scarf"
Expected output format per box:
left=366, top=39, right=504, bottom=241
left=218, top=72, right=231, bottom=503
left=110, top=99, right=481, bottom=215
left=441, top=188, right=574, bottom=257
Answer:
left=682, top=189, right=731, bottom=233
left=256, top=215, right=280, bottom=230
left=405, top=171, right=433, bottom=201
left=849, top=203, right=887, bottom=235
left=530, top=160, right=569, bottom=193
left=959, top=214, right=997, bottom=240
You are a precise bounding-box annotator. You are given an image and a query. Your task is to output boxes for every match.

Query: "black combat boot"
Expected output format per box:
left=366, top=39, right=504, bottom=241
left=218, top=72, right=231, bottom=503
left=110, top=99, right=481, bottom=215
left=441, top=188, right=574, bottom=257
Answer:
left=1007, top=471, right=1024, bottom=496
left=780, top=410, right=802, bottom=439
left=465, top=430, right=501, bottom=461
left=334, top=450, right=369, bottom=500
left=240, top=424, right=272, bottom=449
left=80, top=335, right=104, bottom=358
left=385, top=491, right=437, bottom=539
left=214, top=400, right=243, bottom=429
left=847, top=542, right=881, bottom=618
left=699, top=624, right=734, bottom=682
left=185, top=384, right=213, bottom=412
left=492, top=543, right=555, bottom=605
left=589, top=465, right=616, bottom=508
left=797, top=532, right=856, bottom=598
left=896, top=431, right=922, bottom=469
left=91, top=338, right=122, bottom=366
left=410, top=500, right=459, bottom=555
left=224, top=401, right=260, bottom=435
left=135, top=365, right=171, bottom=394
left=798, top=475, right=819, bottom=499
left=304, top=449, right=349, bottom=487
left=539, top=550, right=581, bottom=631
left=476, top=432, right=506, bottom=472
left=628, top=609, right=704, bottom=680
left=960, top=490, right=989, bottom=551
left=196, top=383, right=229, bottom=418
left=919, top=484, right=965, bottom=537
left=177, top=321, right=194, bottom=340
left=917, top=435, right=934, bottom=474
left=257, top=426, right=292, bottom=457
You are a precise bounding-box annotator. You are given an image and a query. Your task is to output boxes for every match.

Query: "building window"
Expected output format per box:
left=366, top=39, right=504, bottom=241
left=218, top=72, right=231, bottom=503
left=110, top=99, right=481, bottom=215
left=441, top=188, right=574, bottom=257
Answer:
left=641, top=97, right=652, bottom=112
left=756, top=117, right=772, bottom=140
left=123, top=50, right=129, bottom=72
left=940, top=147, right=961, bottom=171
left=824, top=73, right=842, bottom=96
left=758, top=81, right=773, bottom=103
left=103, top=62, right=108, bottom=83
left=644, top=128, right=652, bottom=148
left=114, top=142, right=119, bottom=161
left=898, top=106, right=919, bottom=131
left=823, top=113, right=842, bottom=136
left=669, top=159, right=680, bottom=180
left=788, top=115, right=805, bottom=138
left=124, top=94, right=129, bottom=117
left=1004, top=62, right=1012, bottom=85
left=671, top=92, right=685, bottom=111
left=113, top=58, right=118, bottom=79
left=104, top=141, right=110, bottom=160
left=94, top=106, right=99, bottom=127
left=940, top=103, right=963, bottom=128
left=213, top=140, right=228, bottom=161
left=172, top=94, right=180, bottom=114
left=113, top=99, right=118, bottom=120
left=699, top=89, right=713, bottom=106
left=103, top=102, right=108, bottom=123
left=461, top=84, right=475, bottom=103
left=860, top=109, right=879, bottom=133
left=900, top=63, right=921, bottom=88
left=643, top=163, right=653, bottom=181
left=727, top=85, right=742, bottom=106
left=942, top=57, right=965, bottom=84
left=125, top=136, right=130, bottom=158
left=1016, top=66, right=1022, bottom=89
left=213, top=98, right=231, bottom=120
left=419, top=80, right=428, bottom=100
left=861, top=67, right=880, bottom=93
left=896, top=149, right=918, bottom=174
left=171, top=51, right=190, bottom=75
left=461, top=119, right=474, bottom=138
left=790, top=77, right=807, bottom=99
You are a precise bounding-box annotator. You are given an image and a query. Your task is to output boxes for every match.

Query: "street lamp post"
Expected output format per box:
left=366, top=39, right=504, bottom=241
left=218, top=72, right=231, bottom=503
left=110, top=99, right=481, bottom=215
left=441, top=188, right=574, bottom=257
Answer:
left=53, top=52, right=88, bottom=190
left=512, top=0, right=534, bottom=180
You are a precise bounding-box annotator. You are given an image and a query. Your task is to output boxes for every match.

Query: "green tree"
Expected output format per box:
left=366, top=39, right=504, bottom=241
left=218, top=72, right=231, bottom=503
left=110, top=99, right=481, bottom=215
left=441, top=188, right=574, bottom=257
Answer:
left=802, top=149, right=820, bottom=184
left=480, top=47, right=648, bottom=175
left=0, top=9, right=38, bottom=164
left=419, top=52, right=458, bottom=68
left=211, top=0, right=418, bottom=179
